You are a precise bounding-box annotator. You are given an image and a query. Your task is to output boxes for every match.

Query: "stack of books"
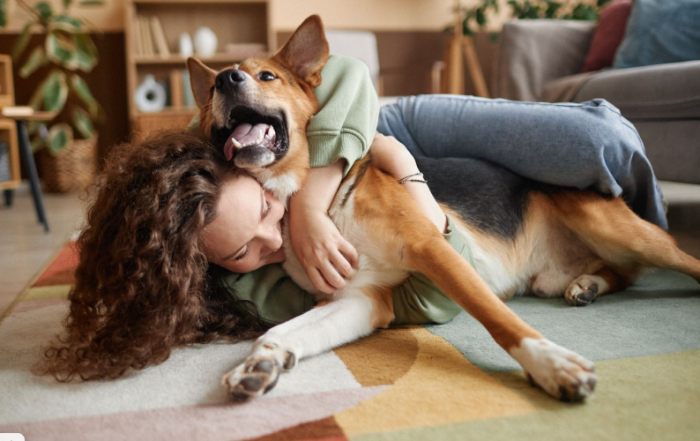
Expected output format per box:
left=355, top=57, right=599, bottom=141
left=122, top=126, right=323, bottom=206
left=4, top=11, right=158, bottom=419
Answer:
left=133, top=14, right=171, bottom=57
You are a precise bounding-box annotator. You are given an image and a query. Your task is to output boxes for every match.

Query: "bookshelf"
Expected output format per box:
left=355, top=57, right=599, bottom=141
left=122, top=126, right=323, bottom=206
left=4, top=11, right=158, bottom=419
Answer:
left=125, top=0, right=274, bottom=138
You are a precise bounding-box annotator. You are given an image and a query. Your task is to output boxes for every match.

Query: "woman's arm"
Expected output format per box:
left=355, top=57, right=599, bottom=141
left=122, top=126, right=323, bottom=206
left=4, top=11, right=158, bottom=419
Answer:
left=370, top=134, right=447, bottom=233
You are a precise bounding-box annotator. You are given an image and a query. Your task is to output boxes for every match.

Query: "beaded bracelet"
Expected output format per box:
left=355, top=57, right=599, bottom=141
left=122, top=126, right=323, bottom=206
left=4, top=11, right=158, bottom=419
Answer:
left=398, top=172, right=428, bottom=184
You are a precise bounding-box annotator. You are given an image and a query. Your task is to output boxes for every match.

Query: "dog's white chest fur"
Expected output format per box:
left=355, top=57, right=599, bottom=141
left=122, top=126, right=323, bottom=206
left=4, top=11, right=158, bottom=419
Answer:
left=282, top=175, right=408, bottom=300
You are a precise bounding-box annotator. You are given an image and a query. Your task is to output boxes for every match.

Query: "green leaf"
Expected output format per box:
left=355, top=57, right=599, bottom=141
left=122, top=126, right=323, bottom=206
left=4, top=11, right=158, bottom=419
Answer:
left=75, top=33, right=98, bottom=71
left=42, top=70, right=69, bottom=113
left=0, top=0, right=7, bottom=28
left=47, top=123, right=73, bottom=155
left=476, top=8, right=486, bottom=26
left=35, top=2, right=53, bottom=22
left=462, top=18, right=473, bottom=36
left=52, top=15, right=83, bottom=32
left=78, top=0, right=104, bottom=5
left=19, top=46, right=47, bottom=78
left=12, top=23, right=33, bottom=61
left=45, top=31, right=79, bottom=69
left=70, top=74, right=98, bottom=117
left=72, top=107, right=94, bottom=138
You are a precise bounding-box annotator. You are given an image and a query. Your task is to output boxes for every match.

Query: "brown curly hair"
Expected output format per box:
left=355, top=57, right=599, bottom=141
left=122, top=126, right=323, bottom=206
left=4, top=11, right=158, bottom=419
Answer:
left=40, top=130, right=267, bottom=382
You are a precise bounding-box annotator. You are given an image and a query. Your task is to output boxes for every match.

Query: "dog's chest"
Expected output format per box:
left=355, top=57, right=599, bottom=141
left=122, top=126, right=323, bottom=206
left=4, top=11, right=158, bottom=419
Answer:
left=282, top=175, right=408, bottom=298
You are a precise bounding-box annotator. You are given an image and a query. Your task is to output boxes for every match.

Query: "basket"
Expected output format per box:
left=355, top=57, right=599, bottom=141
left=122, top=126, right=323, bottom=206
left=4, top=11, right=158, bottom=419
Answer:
left=37, top=137, right=97, bottom=193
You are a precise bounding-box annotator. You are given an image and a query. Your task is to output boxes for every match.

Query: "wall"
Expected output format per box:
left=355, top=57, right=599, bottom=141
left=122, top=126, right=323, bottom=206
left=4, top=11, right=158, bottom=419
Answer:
left=1, top=0, right=503, bottom=161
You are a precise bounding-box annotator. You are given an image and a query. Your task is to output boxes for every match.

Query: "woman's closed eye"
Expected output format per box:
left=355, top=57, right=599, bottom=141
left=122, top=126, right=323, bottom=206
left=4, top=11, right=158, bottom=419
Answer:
left=232, top=197, right=271, bottom=262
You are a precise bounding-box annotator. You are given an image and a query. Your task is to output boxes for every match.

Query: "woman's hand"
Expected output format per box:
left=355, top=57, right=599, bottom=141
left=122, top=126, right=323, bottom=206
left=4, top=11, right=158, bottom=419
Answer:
left=371, top=134, right=448, bottom=233
left=289, top=161, right=359, bottom=295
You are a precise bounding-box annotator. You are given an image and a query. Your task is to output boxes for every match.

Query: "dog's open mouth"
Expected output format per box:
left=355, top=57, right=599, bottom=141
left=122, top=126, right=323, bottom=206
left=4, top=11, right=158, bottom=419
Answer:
left=223, top=106, right=288, bottom=163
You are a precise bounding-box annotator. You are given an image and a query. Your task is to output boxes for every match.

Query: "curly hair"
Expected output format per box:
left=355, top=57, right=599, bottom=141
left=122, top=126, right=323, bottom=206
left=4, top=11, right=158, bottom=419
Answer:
left=39, top=130, right=267, bottom=382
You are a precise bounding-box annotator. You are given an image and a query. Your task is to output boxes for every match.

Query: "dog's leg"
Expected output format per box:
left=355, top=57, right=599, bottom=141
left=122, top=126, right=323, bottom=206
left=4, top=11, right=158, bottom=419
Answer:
left=549, top=193, right=700, bottom=283
left=222, top=289, right=390, bottom=400
left=565, top=266, right=638, bottom=306
left=351, top=167, right=597, bottom=401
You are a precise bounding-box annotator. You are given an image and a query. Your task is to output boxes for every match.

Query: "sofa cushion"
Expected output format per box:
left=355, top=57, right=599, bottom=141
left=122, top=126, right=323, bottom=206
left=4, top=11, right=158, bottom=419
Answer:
left=582, top=0, right=632, bottom=72
left=613, top=0, right=700, bottom=69
left=573, top=60, right=700, bottom=120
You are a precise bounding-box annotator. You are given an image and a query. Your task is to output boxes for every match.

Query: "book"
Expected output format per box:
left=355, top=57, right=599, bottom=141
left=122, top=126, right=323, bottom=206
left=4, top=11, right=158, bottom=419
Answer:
left=150, top=16, right=171, bottom=57
left=1, top=106, right=33, bottom=117
left=133, top=11, right=143, bottom=55
left=170, top=70, right=184, bottom=108
left=139, top=16, right=155, bottom=56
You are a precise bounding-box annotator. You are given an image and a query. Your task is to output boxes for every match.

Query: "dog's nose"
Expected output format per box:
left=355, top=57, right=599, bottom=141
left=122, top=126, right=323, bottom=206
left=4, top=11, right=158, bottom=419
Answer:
left=215, top=69, right=246, bottom=90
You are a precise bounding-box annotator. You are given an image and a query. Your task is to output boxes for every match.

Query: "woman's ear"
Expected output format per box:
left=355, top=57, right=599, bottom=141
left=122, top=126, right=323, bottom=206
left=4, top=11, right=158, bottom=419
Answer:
left=187, top=57, right=218, bottom=108
left=273, top=15, right=329, bottom=88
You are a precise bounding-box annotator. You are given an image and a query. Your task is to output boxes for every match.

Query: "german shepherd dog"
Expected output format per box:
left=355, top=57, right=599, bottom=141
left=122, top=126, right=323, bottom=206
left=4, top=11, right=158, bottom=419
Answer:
left=187, top=16, right=700, bottom=402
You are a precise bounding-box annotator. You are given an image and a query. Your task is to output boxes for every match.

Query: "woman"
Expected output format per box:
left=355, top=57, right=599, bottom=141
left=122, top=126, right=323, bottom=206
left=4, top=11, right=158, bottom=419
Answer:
left=41, top=129, right=458, bottom=381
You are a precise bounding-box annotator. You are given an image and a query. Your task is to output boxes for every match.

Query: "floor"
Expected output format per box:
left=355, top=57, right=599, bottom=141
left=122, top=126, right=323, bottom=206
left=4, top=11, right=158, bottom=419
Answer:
left=1, top=181, right=699, bottom=317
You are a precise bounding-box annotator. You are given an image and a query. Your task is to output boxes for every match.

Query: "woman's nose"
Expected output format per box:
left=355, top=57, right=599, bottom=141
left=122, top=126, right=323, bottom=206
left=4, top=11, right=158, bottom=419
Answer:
left=261, top=223, right=283, bottom=251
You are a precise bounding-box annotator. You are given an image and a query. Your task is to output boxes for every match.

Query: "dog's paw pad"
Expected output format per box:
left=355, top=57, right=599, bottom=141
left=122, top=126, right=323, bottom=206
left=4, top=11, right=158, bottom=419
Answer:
left=566, top=276, right=602, bottom=307
left=223, top=356, right=282, bottom=401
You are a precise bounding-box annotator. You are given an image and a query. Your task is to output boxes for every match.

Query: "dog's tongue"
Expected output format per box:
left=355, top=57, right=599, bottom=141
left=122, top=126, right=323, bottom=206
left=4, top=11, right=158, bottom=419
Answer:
left=224, top=123, right=276, bottom=161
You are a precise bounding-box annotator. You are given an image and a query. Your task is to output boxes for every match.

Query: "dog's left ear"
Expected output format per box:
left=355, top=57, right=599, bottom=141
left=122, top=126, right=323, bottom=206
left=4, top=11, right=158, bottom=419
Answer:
left=274, top=15, right=329, bottom=88
left=187, top=57, right=218, bottom=108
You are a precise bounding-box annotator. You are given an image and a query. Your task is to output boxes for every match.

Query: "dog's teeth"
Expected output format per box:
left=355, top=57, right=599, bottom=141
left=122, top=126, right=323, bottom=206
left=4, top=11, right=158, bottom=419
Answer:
left=266, top=126, right=275, bottom=139
left=231, top=138, right=242, bottom=149
left=255, top=130, right=264, bottom=144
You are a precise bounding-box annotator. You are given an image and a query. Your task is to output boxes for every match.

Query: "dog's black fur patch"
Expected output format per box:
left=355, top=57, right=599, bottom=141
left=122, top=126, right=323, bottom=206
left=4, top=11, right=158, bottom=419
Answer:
left=415, top=157, right=550, bottom=240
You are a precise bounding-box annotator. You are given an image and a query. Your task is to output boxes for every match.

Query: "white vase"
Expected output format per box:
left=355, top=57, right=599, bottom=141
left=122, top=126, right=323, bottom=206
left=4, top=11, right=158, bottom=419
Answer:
left=194, top=27, right=218, bottom=57
left=179, top=33, right=194, bottom=57
left=135, top=75, right=167, bottom=113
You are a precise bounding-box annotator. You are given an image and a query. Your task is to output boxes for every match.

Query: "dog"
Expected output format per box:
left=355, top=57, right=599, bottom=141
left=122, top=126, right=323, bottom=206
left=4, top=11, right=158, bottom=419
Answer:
left=187, top=15, right=700, bottom=402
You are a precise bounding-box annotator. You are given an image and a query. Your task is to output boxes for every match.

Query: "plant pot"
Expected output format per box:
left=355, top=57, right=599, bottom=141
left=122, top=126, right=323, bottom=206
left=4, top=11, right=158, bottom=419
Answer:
left=37, top=136, right=97, bottom=193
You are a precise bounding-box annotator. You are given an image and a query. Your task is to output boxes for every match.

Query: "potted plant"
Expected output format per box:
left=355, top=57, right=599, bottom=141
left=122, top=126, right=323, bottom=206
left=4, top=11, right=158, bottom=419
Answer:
left=5, top=0, right=103, bottom=192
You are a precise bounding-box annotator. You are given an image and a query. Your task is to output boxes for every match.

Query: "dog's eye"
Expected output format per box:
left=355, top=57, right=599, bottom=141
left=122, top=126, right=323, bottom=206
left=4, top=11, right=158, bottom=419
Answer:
left=258, top=71, right=276, bottom=82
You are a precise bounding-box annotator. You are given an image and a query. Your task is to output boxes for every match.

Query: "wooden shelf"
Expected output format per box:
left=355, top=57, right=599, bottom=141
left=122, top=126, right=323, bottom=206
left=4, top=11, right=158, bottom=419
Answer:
left=133, top=0, right=266, bottom=4
left=133, top=54, right=248, bottom=65
left=125, top=0, right=274, bottom=138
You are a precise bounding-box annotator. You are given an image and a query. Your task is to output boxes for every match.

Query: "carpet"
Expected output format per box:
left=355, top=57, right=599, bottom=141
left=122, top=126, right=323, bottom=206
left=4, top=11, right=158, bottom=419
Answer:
left=1, top=241, right=699, bottom=441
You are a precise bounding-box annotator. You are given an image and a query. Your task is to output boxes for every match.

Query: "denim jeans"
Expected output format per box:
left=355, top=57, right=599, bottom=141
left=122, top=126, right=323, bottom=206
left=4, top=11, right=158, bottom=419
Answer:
left=377, top=95, right=667, bottom=230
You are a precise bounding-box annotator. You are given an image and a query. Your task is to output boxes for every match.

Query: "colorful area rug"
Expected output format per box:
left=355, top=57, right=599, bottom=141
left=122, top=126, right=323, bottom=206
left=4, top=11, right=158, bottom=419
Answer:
left=1, top=241, right=700, bottom=441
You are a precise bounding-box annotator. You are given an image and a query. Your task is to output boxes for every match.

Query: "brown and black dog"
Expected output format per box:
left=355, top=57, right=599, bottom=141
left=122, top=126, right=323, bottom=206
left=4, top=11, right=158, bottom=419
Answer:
left=187, top=15, right=700, bottom=402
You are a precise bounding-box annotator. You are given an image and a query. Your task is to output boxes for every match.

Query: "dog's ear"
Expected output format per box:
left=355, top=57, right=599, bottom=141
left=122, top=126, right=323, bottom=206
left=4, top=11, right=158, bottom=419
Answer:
left=273, top=15, right=329, bottom=88
left=187, top=57, right=218, bottom=108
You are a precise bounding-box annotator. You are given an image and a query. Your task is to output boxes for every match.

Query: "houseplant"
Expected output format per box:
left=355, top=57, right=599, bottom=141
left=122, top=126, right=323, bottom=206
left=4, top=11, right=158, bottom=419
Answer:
left=5, top=0, right=103, bottom=192
left=459, top=0, right=613, bottom=35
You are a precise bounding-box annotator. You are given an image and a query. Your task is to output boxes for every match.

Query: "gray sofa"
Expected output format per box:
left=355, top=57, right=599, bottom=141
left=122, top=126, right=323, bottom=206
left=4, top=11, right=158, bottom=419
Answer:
left=494, top=20, right=700, bottom=184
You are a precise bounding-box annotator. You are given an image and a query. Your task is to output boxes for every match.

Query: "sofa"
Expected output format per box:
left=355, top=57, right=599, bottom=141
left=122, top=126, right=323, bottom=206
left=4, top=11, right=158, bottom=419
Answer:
left=494, top=19, right=700, bottom=185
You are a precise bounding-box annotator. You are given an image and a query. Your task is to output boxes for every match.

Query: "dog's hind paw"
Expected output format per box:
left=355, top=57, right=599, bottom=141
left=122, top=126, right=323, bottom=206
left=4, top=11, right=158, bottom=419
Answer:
left=565, top=275, right=605, bottom=306
left=512, top=338, right=597, bottom=402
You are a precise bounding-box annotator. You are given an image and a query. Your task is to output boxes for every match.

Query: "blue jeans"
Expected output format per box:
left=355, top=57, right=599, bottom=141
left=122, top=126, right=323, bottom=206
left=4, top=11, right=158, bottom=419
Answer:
left=377, top=95, right=667, bottom=230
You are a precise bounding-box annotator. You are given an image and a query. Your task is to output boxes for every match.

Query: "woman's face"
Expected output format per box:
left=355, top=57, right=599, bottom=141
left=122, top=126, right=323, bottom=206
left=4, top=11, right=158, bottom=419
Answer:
left=202, top=174, right=286, bottom=273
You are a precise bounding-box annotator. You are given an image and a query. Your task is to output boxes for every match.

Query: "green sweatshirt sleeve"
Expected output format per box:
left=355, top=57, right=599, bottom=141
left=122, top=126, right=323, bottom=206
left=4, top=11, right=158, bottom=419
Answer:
left=220, top=215, right=469, bottom=326
left=307, top=55, right=380, bottom=176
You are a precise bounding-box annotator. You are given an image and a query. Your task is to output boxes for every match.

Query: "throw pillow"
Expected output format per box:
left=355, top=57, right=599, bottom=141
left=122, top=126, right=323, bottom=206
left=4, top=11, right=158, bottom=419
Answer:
left=582, top=0, right=632, bottom=72
left=613, top=0, right=700, bottom=69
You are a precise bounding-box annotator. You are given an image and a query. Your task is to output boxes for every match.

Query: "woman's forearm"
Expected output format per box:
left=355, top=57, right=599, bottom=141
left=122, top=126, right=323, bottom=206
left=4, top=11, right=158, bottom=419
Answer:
left=290, top=160, right=345, bottom=213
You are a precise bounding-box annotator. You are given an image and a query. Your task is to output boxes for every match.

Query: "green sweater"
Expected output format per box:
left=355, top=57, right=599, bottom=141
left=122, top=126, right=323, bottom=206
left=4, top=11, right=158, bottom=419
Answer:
left=193, top=55, right=467, bottom=325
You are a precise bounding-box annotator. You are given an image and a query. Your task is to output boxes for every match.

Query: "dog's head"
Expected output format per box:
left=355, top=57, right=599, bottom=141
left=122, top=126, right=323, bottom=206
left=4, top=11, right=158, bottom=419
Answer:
left=187, top=15, right=329, bottom=192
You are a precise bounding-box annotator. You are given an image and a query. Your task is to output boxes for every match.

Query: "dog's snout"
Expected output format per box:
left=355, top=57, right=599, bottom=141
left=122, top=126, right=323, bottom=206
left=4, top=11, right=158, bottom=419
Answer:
left=216, top=69, right=246, bottom=91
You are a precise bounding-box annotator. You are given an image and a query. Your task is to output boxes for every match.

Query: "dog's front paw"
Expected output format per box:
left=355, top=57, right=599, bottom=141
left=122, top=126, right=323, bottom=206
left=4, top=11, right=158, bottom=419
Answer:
left=565, top=275, right=604, bottom=306
left=222, top=341, right=297, bottom=401
left=222, top=356, right=281, bottom=401
left=513, top=338, right=597, bottom=402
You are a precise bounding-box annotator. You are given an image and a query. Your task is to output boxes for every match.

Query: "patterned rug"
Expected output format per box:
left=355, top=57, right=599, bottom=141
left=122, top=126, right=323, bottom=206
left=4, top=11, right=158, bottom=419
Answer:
left=1, top=241, right=700, bottom=441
